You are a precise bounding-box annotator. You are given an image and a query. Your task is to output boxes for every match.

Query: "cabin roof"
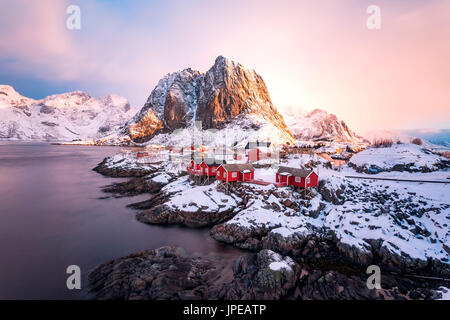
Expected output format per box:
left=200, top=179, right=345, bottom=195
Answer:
left=202, top=158, right=227, bottom=167
left=221, top=163, right=255, bottom=172
left=245, top=141, right=271, bottom=149
left=276, top=166, right=313, bottom=178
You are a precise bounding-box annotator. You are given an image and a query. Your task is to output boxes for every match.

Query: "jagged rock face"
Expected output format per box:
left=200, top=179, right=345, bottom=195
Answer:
left=126, top=68, right=203, bottom=141
left=283, top=108, right=366, bottom=144
left=126, top=109, right=163, bottom=143
left=124, top=56, right=294, bottom=143
left=196, top=56, right=291, bottom=133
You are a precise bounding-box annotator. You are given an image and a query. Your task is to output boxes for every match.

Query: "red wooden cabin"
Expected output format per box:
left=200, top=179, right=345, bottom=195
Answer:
left=276, top=166, right=318, bottom=188
left=136, top=151, right=149, bottom=158
left=187, top=159, right=204, bottom=175
left=216, top=164, right=255, bottom=182
left=245, top=141, right=272, bottom=162
left=200, top=160, right=226, bottom=177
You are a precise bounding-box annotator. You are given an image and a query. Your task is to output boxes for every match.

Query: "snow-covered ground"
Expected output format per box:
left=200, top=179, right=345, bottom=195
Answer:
left=220, top=156, right=449, bottom=268
left=102, top=143, right=449, bottom=275
left=145, top=114, right=295, bottom=149
left=164, top=180, right=241, bottom=214
left=349, top=143, right=447, bottom=172
left=436, top=287, right=450, bottom=300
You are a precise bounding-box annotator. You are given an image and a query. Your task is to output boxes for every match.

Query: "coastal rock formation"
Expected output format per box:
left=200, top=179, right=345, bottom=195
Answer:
left=226, top=249, right=299, bottom=299
left=88, top=246, right=445, bottom=300
left=93, top=154, right=164, bottom=177
left=136, top=204, right=238, bottom=228
left=88, top=246, right=225, bottom=300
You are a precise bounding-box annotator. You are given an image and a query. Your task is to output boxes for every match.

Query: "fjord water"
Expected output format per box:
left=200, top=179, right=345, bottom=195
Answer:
left=0, top=142, right=240, bottom=299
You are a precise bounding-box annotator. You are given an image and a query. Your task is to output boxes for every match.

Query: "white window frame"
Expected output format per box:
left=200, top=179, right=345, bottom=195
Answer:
left=231, top=172, right=238, bottom=178
left=223, top=171, right=226, bottom=178
left=295, top=176, right=301, bottom=183
left=306, top=177, right=310, bottom=184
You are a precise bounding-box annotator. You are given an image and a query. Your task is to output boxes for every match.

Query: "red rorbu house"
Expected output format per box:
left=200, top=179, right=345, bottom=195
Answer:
left=187, top=159, right=203, bottom=175
left=245, top=141, right=272, bottom=162
left=200, top=160, right=226, bottom=177
left=216, top=164, right=255, bottom=183
left=136, top=151, right=149, bottom=158
left=276, top=166, right=318, bottom=188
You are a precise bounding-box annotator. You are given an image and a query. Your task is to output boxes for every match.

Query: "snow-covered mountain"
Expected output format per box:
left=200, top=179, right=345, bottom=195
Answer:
left=0, top=85, right=137, bottom=141
left=118, top=56, right=296, bottom=146
left=280, top=107, right=367, bottom=145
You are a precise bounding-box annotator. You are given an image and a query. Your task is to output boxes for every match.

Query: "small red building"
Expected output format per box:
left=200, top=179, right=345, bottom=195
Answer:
left=187, top=159, right=204, bottom=175
left=247, top=147, right=272, bottom=162
left=245, top=142, right=272, bottom=162
left=136, top=151, right=149, bottom=158
left=200, top=160, right=226, bottom=177
left=216, top=164, right=255, bottom=182
left=276, top=166, right=318, bottom=188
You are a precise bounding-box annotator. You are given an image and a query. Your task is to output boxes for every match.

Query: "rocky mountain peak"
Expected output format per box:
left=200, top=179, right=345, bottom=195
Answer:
left=197, top=56, right=291, bottom=134
left=125, top=56, right=294, bottom=143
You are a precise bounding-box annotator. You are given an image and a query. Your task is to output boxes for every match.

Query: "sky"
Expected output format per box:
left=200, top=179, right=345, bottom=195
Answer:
left=0, top=0, right=449, bottom=133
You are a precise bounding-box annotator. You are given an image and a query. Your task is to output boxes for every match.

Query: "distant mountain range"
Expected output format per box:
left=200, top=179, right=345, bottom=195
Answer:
left=0, top=85, right=137, bottom=141
left=112, top=56, right=366, bottom=147
left=3, top=56, right=445, bottom=148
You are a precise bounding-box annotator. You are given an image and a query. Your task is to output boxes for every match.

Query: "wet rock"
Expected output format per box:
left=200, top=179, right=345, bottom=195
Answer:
left=335, top=241, right=373, bottom=266
left=93, top=157, right=157, bottom=177
left=210, top=223, right=269, bottom=250
left=137, top=204, right=237, bottom=228
left=101, top=177, right=164, bottom=196
left=226, top=250, right=299, bottom=299
left=88, top=246, right=219, bottom=300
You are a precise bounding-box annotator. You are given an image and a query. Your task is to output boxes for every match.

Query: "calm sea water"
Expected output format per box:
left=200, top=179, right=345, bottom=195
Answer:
left=0, top=142, right=240, bottom=299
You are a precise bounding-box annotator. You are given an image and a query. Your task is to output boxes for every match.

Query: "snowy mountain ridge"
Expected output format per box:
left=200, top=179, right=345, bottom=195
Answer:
left=0, top=85, right=138, bottom=141
left=280, top=107, right=367, bottom=145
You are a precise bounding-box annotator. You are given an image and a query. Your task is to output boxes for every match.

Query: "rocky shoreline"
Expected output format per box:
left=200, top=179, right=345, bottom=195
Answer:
left=88, top=245, right=446, bottom=300
left=93, top=157, right=161, bottom=177
left=90, top=156, right=450, bottom=299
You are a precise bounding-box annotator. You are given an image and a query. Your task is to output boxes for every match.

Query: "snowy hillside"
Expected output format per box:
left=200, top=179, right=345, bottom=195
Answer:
left=349, top=143, right=449, bottom=173
left=96, top=150, right=450, bottom=280
left=0, top=85, right=137, bottom=141
left=145, top=113, right=295, bottom=149
left=280, top=107, right=367, bottom=145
